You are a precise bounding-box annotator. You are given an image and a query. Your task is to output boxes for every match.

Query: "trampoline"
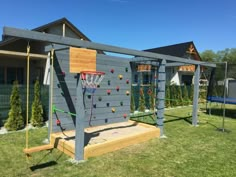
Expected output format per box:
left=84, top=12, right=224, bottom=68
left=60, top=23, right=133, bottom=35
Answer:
left=206, top=62, right=236, bottom=132
left=207, top=62, right=236, bottom=105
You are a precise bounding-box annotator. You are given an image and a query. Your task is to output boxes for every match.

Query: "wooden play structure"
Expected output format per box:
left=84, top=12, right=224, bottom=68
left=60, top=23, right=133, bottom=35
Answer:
left=2, top=26, right=216, bottom=162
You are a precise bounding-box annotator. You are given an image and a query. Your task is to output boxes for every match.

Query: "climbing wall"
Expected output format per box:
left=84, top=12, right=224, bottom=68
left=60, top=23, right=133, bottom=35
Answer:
left=52, top=48, right=131, bottom=132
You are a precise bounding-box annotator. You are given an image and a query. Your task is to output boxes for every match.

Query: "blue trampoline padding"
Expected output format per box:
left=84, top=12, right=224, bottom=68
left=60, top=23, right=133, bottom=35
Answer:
left=207, top=96, right=236, bottom=105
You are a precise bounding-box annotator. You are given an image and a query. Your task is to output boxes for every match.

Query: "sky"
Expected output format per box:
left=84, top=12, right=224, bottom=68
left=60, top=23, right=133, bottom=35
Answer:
left=0, top=0, right=235, bottom=53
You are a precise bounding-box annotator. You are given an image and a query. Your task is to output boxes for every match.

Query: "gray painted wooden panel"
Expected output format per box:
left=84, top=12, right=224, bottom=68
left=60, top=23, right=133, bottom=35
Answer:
left=51, top=49, right=132, bottom=132
left=55, top=100, right=130, bottom=109
left=84, top=117, right=129, bottom=127
left=84, top=106, right=130, bottom=115
left=52, top=117, right=129, bottom=133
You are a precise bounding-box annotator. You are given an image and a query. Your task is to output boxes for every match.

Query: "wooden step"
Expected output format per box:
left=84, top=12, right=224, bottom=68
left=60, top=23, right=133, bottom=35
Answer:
left=23, top=144, right=54, bottom=154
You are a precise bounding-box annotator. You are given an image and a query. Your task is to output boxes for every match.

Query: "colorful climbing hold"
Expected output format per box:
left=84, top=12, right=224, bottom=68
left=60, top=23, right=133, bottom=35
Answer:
left=107, top=89, right=111, bottom=95
left=56, top=119, right=61, bottom=126
left=116, top=86, right=120, bottom=91
left=111, top=107, right=116, bottom=113
left=118, top=74, right=123, bottom=80
left=110, top=68, right=114, bottom=73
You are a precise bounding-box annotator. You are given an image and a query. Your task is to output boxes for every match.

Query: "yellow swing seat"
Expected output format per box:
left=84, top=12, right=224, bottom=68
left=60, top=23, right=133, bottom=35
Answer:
left=24, top=144, right=54, bottom=156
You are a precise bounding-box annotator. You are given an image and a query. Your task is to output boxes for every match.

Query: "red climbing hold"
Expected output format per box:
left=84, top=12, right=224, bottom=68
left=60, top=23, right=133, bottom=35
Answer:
left=56, top=119, right=61, bottom=126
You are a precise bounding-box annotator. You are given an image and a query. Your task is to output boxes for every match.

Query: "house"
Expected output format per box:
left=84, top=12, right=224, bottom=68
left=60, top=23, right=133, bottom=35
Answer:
left=144, top=41, right=203, bottom=85
left=0, top=17, right=91, bottom=85
left=0, top=18, right=92, bottom=120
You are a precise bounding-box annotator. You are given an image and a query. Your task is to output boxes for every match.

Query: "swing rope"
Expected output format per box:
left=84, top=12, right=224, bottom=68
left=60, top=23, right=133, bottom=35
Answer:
left=24, top=46, right=54, bottom=158
left=26, top=43, right=30, bottom=150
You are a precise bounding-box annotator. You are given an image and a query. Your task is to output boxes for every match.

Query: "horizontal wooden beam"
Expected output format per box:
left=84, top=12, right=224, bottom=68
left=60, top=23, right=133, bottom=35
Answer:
left=3, top=27, right=216, bottom=67
left=0, top=50, right=47, bottom=59
left=132, top=57, right=216, bottom=68
left=166, top=62, right=191, bottom=67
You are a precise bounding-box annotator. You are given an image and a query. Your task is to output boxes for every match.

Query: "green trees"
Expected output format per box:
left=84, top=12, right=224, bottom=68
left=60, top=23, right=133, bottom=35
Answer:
left=165, top=85, right=171, bottom=107
left=200, top=50, right=217, bottom=62
left=182, top=84, right=190, bottom=106
left=138, top=87, right=146, bottom=112
left=4, top=81, right=24, bottom=131
left=130, top=87, right=135, bottom=113
left=201, top=48, right=236, bottom=64
left=149, top=84, right=155, bottom=111
left=31, top=80, right=44, bottom=127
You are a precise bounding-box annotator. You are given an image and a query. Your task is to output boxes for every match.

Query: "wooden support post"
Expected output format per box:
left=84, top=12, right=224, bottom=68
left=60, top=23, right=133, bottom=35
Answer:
left=192, top=64, right=200, bottom=126
left=156, top=59, right=166, bottom=137
left=48, top=51, right=53, bottom=141
left=75, top=74, right=85, bottom=161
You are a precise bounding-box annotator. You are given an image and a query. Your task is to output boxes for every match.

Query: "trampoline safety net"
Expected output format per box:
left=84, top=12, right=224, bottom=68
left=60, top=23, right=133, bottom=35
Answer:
left=207, top=63, right=236, bottom=104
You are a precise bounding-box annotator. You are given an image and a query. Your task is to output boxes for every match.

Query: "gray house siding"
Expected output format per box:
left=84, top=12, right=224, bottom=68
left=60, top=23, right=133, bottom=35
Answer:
left=0, top=20, right=86, bottom=123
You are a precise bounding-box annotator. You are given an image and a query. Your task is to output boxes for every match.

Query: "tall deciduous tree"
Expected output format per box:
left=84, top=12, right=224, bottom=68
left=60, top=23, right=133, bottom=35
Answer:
left=200, top=50, right=216, bottom=62
left=4, top=81, right=24, bottom=131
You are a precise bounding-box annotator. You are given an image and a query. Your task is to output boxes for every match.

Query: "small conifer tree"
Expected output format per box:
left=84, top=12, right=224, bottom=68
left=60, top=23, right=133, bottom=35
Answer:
left=176, top=85, right=183, bottom=106
left=170, top=85, right=177, bottom=107
left=130, top=86, right=135, bottom=113
left=165, top=85, right=171, bottom=107
left=31, top=79, right=44, bottom=127
left=4, top=81, right=24, bottom=131
left=149, top=84, right=155, bottom=111
left=138, top=87, right=146, bottom=112
left=189, top=84, right=194, bottom=105
left=182, top=84, right=190, bottom=105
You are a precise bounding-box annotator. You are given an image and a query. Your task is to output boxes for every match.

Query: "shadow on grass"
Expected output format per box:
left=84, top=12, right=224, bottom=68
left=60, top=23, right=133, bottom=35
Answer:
left=164, top=114, right=192, bottom=125
left=206, top=108, right=236, bottom=119
left=29, top=149, right=64, bottom=171
left=30, top=161, right=58, bottom=171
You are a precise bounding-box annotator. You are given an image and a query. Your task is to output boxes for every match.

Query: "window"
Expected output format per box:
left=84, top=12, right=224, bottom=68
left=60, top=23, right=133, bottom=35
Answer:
left=181, top=75, right=193, bottom=86
left=35, top=67, right=44, bottom=84
left=134, top=74, right=138, bottom=84
left=6, top=67, right=24, bottom=84
left=0, top=67, right=4, bottom=84
left=143, top=73, right=152, bottom=85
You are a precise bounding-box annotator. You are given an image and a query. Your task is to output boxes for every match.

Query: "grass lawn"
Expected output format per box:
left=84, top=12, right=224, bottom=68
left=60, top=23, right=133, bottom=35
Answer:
left=0, top=104, right=236, bottom=177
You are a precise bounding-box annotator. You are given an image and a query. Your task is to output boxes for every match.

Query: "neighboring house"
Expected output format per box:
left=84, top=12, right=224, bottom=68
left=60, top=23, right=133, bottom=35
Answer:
left=0, top=17, right=91, bottom=85
left=0, top=18, right=92, bottom=120
left=145, top=41, right=203, bottom=86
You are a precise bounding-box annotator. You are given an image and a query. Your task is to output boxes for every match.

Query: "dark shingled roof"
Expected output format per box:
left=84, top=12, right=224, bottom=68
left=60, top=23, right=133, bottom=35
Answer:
left=144, top=41, right=201, bottom=61
left=0, top=17, right=91, bottom=46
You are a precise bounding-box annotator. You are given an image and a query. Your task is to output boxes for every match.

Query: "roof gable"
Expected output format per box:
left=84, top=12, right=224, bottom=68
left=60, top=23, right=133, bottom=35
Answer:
left=1, top=17, right=90, bottom=47
left=145, top=41, right=201, bottom=61
left=32, top=17, right=90, bottom=41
